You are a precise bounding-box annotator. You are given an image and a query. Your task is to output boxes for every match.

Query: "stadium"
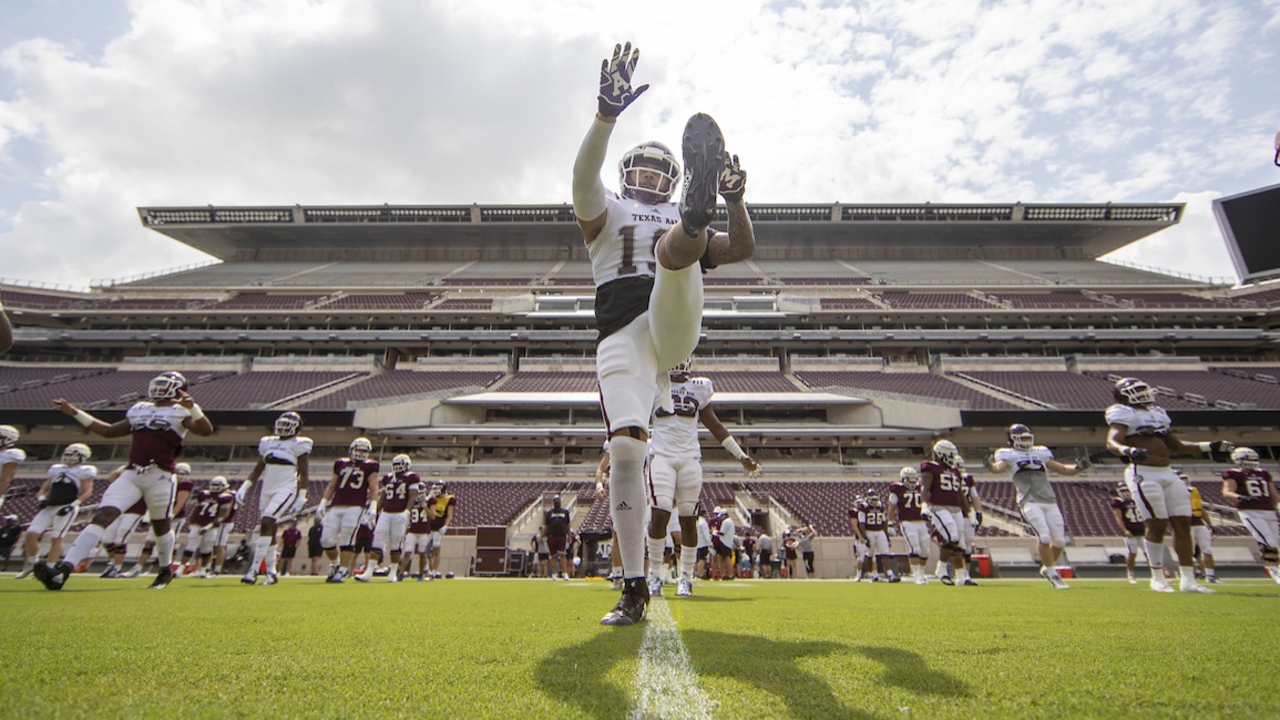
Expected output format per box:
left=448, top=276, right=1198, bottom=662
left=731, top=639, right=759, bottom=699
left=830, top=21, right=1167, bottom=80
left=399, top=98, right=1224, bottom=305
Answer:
left=2, top=198, right=1279, bottom=718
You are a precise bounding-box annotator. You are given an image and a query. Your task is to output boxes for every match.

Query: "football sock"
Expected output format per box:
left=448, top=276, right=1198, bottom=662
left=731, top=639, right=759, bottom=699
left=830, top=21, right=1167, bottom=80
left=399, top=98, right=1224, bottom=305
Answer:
left=680, top=546, right=696, bottom=578
left=251, top=536, right=271, bottom=575
left=911, top=565, right=924, bottom=581
left=1144, top=539, right=1165, bottom=579
left=646, top=536, right=666, bottom=580
left=156, top=530, right=176, bottom=569
left=1205, top=568, right=1215, bottom=579
left=267, top=546, right=278, bottom=574
left=64, top=524, right=105, bottom=567
left=607, top=436, right=647, bottom=580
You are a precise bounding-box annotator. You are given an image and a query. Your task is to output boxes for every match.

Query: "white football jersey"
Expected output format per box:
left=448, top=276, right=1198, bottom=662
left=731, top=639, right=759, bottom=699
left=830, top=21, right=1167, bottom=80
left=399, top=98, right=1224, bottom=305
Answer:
left=257, top=435, right=314, bottom=486
left=1105, top=403, right=1172, bottom=437
left=126, top=402, right=191, bottom=437
left=650, top=377, right=714, bottom=459
left=45, top=463, right=98, bottom=504
left=993, top=446, right=1057, bottom=505
left=0, top=447, right=26, bottom=466
left=587, top=191, right=680, bottom=288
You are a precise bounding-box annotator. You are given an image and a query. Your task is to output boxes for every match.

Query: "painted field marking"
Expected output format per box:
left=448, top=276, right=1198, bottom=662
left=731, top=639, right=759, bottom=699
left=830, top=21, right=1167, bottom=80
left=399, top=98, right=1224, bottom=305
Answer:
left=631, top=597, right=712, bottom=720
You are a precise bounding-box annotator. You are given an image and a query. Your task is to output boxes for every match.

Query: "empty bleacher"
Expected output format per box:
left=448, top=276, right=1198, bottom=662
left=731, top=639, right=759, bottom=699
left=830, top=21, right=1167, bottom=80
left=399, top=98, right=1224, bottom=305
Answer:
left=794, top=371, right=1017, bottom=409
left=995, top=260, right=1193, bottom=285
left=298, top=370, right=505, bottom=410
left=1085, top=370, right=1280, bottom=409
left=989, top=292, right=1106, bottom=309
left=212, top=294, right=326, bottom=310
left=878, top=292, right=993, bottom=309
left=122, top=262, right=326, bottom=288
left=496, top=371, right=597, bottom=393
left=852, top=260, right=1033, bottom=286
left=193, top=371, right=363, bottom=410
left=701, top=371, right=798, bottom=393
left=320, top=293, right=441, bottom=310
left=0, top=370, right=182, bottom=410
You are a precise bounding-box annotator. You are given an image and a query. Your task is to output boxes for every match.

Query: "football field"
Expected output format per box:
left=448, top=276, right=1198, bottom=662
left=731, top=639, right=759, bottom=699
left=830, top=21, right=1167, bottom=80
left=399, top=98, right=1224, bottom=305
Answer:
left=2, top=575, right=1277, bottom=719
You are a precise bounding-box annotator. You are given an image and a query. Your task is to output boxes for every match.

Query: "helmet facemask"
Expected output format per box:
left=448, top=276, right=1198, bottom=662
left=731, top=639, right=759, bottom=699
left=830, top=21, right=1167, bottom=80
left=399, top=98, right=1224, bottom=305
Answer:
left=619, top=142, right=680, bottom=204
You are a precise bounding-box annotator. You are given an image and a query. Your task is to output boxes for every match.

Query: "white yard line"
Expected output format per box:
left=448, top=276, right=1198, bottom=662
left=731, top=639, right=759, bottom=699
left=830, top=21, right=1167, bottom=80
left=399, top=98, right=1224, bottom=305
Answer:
left=631, top=597, right=713, bottom=720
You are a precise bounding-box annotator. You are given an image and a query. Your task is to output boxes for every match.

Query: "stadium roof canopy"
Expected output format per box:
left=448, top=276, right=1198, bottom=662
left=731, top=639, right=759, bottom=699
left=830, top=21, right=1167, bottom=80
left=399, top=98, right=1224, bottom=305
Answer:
left=137, top=202, right=1182, bottom=261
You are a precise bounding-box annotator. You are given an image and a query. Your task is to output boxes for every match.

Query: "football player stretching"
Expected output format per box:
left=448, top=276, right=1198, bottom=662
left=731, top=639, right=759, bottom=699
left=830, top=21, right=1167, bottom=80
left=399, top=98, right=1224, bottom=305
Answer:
left=239, top=412, right=312, bottom=585
left=574, top=41, right=756, bottom=625
left=988, top=424, right=1090, bottom=590
left=887, top=467, right=930, bottom=584
left=1222, top=447, right=1280, bottom=584
left=919, top=440, right=976, bottom=586
left=317, top=437, right=380, bottom=583
left=1105, top=376, right=1232, bottom=593
left=357, top=454, right=420, bottom=583
left=43, top=372, right=213, bottom=590
left=645, top=359, right=760, bottom=598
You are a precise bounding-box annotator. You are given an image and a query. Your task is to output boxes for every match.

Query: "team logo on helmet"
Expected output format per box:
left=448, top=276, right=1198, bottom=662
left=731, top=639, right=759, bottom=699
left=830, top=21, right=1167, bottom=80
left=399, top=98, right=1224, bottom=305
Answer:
left=619, top=141, right=680, bottom=204
left=899, top=466, right=920, bottom=486
left=209, top=476, right=229, bottom=493
left=0, top=424, right=20, bottom=449
left=1232, top=446, right=1261, bottom=471
left=1007, top=423, right=1035, bottom=451
left=349, top=437, right=373, bottom=462
left=275, top=411, right=303, bottom=438
left=932, top=440, right=959, bottom=466
left=392, top=454, right=412, bottom=474
left=148, top=371, right=188, bottom=402
left=1113, top=377, right=1154, bottom=406
left=61, top=443, right=92, bottom=465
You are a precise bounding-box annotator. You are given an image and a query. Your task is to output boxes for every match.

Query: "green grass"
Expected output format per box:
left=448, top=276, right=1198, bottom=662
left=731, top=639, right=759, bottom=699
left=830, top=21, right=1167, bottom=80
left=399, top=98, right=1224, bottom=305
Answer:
left=2, top=575, right=1278, bottom=719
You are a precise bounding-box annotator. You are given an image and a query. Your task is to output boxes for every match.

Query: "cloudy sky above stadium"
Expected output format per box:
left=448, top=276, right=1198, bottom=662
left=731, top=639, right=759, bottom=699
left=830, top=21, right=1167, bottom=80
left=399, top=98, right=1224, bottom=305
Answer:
left=0, top=0, right=1277, bottom=288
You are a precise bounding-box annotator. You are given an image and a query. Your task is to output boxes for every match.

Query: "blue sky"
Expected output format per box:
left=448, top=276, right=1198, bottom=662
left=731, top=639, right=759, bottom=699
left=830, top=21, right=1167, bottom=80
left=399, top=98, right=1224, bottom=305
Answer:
left=0, top=0, right=1277, bottom=287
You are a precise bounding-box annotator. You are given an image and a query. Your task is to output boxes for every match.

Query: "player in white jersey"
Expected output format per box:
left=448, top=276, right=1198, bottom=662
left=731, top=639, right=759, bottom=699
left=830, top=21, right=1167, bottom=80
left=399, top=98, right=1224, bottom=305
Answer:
left=577, top=42, right=757, bottom=626
left=14, top=444, right=96, bottom=579
left=1105, top=377, right=1233, bottom=594
left=238, top=412, right=312, bottom=585
left=988, top=424, right=1090, bottom=590
left=644, top=361, right=760, bottom=598
left=0, top=424, right=26, bottom=512
left=43, top=372, right=214, bottom=590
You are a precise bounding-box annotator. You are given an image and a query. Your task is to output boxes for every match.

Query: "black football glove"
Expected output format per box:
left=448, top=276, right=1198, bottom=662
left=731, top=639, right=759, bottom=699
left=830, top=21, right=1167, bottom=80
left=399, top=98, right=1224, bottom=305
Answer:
left=1208, top=440, right=1235, bottom=463
left=597, top=42, right=649, bottom=117
left=719, top=154, right=747, bottom=203
left=56, top=505, right=75, bottom=517
left=1074, top=456, right=1093, bottom=471
left=974, top=511, right=984, bottom=527
left=37, top=498, right=49, bottom=510
left=1120, top=446, right=1149, bottom=464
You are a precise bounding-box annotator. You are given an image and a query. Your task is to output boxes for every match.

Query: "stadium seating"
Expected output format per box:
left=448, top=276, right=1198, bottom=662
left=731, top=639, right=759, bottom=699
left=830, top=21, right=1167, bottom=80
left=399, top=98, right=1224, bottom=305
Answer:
left=701, top=371, right=798, bottom=393
left=497, top=372, right=597, bottom=393
left=193, top=371, right=364, bottom=410
left=794, top=371, right=1017, bottom=409
left=298, top=370, right=505, bottom=410
left=878, top=293, right=992, bottom=309
left=212, top=294, right=326, bottom=310
left=319, top=293, right=441, bottom=310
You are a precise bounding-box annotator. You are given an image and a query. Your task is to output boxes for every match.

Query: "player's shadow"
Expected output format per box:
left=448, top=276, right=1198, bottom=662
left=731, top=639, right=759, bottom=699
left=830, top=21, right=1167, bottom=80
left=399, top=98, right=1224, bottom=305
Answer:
left=851, top=644, right=969, bottom=699
left=535, top=628, right=644, bottom=720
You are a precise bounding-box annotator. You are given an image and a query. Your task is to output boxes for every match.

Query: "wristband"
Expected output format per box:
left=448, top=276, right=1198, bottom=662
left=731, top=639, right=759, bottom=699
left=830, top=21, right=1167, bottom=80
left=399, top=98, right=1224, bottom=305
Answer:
left=721, top=436, right=749, bottom=461
left=188, top=404, right=206, bottom=422
left=1196, top=442, right=1212, bottom=454
left=74, top=409, right=96, bottom=428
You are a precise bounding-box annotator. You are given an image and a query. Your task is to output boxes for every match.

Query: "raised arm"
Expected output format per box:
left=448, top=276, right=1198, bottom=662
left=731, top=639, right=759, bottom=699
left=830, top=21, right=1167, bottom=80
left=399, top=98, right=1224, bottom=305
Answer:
left=575, top=42, right=648, bottom=243
left=706, top=155, right=755, bottom=266
left=52, top=398, right=131, bottom=438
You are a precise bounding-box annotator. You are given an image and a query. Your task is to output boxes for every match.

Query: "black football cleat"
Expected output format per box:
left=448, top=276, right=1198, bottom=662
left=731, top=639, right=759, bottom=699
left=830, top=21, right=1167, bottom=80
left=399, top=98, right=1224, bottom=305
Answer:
left=600, top=577, right=650, bottom=626
left=678, top=112, right=726, bottom=237
left=47, top=561, right=74, bottom=591
left=147, top=566, right=175, bottom=590
left=32, top=561, right=53, bottom=589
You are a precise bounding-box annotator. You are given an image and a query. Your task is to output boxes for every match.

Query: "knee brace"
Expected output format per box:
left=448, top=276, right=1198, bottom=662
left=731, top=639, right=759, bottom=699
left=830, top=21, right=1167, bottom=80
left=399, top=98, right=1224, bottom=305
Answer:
left=1261, top=545, right=1279, bottom=563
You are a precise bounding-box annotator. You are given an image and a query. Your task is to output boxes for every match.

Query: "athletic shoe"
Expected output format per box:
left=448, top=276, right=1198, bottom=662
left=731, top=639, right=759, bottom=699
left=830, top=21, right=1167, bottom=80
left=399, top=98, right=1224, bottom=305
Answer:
left=1127, top=573, right=1137, bottom=584
left=869, top=576, right=882, bottom=583
left=1272, top=570, right=1280, bottom=586
left=354, top=571, right=372, bottom=583
left=600, top=577, right=649, bottom=627
left=851, top=573, right=862, bottom=582
left=262, top=571, right=279, bottom=586
left=914, top=576, right=928, bottom=585
left=241, top=571, right=258, bottom=585
left=1039, top=566, right=1056, bottom=587
left=121, top=565, right=143, bottom=579
left=610, top=574, right=623, bottom=591
left=1150, top=578, right=1175, bottom=593
left=939, top=575, right=955, bottom=586
left=32, top=561, right=52, bottom=589
left=887, top=573, right=901, bottom=583
left=648, top=575, right=664, bottom=598
left=1041, top=567, right=1070, bottom=589
left=1180, top=581, right=1216, bottom=594
left=676, top=577, right=693, bottom=597
left=1207, top=576, right=1222, bottom=584
left=388, top=571, right=398, bottom=584
left=678, top=113, right=726, bottom=237
left=961, top=578, right=979, bottom=586
left=48, top=561, right=74, bottom=590
left=14, top=566, right=33, bottom=579
left=98, top=565, right=119, bottom=579
left=147, top=566, right=175, bottom=590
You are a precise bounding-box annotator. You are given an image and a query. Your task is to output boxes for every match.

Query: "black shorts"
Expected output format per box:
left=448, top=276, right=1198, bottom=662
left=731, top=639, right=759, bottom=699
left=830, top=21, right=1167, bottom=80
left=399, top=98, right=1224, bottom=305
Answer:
left=759, top=550, right=772, bottom=565
left=353, top=536, right=373, bottom=554
left=281, top=546, right=298, bottom=560
left=714, top=545, right=733, bottom=559
left=696, top=547, right=709, bottom=562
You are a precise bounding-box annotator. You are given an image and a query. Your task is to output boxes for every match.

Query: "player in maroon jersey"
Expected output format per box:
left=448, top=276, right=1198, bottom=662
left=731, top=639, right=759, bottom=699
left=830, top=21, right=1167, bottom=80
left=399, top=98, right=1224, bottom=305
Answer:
left=920, top=440, right=976, bottom=586
left=887, top=467, right=930, bottom=584
left=956, top=457, right=983, bottom=578
left=179, top=477, right=232, bottom=577
left=400, top=491, right=437, bottom=581
left=118, top=462, right=195, bottom=578
left=1222, top=446, right=1280, bottom=584
left=41, top=372, right=214, bottom=591
left=848, top=495, right=868, bottom=581
left=356, top=454, right=420, bottom=583
left=317, top=437, right=380, bottom=583
left=1110, top=482, right=1148, bottom=584
left=857, top=491, right=898, bottom=582
left=210, top=480, right=238, bottom=576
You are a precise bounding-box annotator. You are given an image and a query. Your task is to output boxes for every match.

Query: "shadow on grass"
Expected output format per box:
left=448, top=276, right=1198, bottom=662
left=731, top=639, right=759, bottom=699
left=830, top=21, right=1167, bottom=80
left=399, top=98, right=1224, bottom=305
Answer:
left=535, top=628, right=644, bottom=720
left=853, top=645, right=970, bottom=698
